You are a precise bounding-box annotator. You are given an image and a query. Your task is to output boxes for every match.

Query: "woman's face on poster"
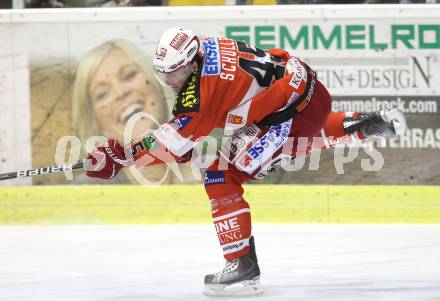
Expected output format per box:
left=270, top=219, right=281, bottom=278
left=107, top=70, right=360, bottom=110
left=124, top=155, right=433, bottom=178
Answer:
left=88, top=48, right=166, bottom=141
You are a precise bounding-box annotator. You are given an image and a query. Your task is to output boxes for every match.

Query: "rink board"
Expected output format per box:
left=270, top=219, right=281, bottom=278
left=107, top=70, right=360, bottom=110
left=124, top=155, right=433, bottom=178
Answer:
left=0, top=185, right=439, bottom=224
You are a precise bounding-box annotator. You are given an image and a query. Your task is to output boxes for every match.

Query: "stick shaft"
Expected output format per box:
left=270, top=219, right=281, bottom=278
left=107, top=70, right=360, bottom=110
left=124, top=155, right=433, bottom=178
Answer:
left=0, top=162, right=85, bottom=181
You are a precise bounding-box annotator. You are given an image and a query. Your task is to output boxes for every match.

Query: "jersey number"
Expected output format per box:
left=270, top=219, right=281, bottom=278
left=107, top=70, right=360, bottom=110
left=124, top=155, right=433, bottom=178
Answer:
left=237, top=41, right=285, bottom=87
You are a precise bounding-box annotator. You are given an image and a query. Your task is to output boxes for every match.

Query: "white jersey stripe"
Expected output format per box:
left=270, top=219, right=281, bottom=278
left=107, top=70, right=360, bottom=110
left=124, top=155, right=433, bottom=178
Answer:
left=213, top=208, right=250, bottom=222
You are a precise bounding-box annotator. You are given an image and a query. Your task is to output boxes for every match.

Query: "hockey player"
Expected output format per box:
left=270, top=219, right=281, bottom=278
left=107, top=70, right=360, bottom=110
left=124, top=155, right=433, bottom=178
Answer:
left=84, top=28, right=407, bottom=296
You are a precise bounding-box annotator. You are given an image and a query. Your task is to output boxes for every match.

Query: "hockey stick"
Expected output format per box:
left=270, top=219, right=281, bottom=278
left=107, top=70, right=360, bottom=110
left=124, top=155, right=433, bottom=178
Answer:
left=0, top=162, right=86, bottom=181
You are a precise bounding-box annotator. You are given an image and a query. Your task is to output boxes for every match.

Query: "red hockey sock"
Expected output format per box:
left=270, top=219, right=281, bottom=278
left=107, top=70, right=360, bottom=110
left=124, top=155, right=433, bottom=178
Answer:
left=323, top=112, right=346, bottom=138
left=210, top=193, right=252, bottom=261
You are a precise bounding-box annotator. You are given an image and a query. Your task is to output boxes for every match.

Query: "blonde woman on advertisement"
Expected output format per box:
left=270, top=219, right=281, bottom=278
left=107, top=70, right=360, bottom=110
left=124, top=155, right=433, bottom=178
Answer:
left=72, top=39, right=195, bottom=184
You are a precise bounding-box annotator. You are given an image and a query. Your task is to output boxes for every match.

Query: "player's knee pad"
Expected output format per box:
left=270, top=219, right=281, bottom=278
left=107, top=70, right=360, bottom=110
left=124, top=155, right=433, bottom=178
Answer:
left=210, top=193, right=252, bottom=260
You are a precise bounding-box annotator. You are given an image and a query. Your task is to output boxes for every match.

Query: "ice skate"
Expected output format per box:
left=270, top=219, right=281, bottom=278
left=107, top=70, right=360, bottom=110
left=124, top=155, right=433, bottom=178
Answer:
left=203, top=236, right=263, bottom=296
left=343, top=109, right=407, bottom=139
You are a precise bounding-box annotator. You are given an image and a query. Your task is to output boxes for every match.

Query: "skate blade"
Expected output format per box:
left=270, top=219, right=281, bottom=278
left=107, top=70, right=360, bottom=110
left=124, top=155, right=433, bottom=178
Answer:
left=203, top=277, right=264, bottom=296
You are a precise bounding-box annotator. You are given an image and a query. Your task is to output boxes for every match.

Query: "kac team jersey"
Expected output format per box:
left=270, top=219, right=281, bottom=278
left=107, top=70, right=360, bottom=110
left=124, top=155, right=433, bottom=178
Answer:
left=132, top=37, right=315, bottom=162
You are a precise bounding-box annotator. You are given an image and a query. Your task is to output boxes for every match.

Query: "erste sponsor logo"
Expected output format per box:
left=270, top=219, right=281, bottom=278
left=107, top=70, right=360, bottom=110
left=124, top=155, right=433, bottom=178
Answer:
left=202, top=38, right=220, bottom=76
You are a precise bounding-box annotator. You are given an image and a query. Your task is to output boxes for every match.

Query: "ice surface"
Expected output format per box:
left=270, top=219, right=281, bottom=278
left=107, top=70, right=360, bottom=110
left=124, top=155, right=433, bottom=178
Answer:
left=0, top=224, right=439, bottom=301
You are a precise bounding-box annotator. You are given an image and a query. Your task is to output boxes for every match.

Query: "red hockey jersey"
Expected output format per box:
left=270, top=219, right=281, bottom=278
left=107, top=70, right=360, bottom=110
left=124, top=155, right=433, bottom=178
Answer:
left=132, top=37, right=313, bottom=162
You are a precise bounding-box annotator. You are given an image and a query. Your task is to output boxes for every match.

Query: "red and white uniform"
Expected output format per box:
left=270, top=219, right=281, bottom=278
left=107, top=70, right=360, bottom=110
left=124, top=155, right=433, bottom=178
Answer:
left=151, top=38, right=312, bottom=155
left=132, top=37, right=355, bottom=260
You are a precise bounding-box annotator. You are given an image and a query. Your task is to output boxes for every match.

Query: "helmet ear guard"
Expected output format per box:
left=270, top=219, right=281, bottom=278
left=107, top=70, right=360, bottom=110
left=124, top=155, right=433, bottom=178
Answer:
left=189, top=37, right=204, bottom=67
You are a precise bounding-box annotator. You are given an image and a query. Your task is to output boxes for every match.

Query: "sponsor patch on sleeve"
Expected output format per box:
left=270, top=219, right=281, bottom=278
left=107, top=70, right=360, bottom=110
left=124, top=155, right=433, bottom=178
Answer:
left=227, top=114, right=243, bottom=125
left=170, top=116, right=192, bottom=131
left=131, top=134, right=160, bottom=160
left=224, top=100, right=251, bottom=132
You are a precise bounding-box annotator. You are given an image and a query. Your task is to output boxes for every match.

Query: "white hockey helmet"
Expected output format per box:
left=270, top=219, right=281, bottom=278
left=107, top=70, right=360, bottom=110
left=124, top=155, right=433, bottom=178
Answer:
left=153, top=28, right=203, bottom=90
